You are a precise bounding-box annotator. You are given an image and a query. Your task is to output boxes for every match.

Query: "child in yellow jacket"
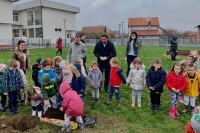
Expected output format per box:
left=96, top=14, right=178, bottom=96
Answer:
left=183, top=64, right=200, bottom=113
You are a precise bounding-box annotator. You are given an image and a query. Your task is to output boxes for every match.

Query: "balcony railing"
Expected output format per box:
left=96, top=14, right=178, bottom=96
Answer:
left=35, top=19, right=42, bottom=25
left=28, top=20, right=33, bottom=26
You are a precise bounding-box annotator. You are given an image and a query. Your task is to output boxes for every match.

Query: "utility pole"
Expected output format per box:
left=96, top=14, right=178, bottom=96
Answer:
left=63, top=18, right=66, bottom=47
left=121, top=21, right=124, bottom=45
left=118, top=23, right=121, bottom=38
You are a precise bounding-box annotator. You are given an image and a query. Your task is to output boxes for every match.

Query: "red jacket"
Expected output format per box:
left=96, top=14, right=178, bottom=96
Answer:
left=166, top=71, right=187, bottom=92
left=57, top=39, right=62, bottom=49
left=110, top=66, right=126, bottom=87
left=60, top=81, right=84, bottom=117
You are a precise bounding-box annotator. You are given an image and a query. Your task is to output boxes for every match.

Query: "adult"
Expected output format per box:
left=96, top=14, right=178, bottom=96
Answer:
left=169, top=37, right=178, bottom=61
left=125, top=31, right=140, bottom=77
left=68, top=35, right=87, bottom=64
left=12, top=40, right=30, bottom=74
left=80, top=34, right=87, bottom=74
left=56, top=37, right=62, bottom=55
left=93, top=34, right=116, bottom=92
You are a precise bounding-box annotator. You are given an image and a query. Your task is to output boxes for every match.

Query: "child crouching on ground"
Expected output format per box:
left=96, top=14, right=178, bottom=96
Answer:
left=126, top=57, right=146, bottom=107
left=59, top=81, right=84, bottom=132
left=27, top=86, right=43, bottom=117
left=105, top=57, right=127, bottom=106
left=2, top=60, right=24, bottom=116
left=166, top=62, right=187, bottom=119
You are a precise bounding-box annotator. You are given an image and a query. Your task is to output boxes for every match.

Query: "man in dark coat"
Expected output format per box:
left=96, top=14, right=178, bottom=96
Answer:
left=169, top=37, right=178, bottom=61
left=93, top=34, right=116, bottom=92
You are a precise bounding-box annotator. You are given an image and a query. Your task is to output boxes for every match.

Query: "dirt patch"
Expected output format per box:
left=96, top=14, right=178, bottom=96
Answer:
left=0, top=116, right=42, bottom=133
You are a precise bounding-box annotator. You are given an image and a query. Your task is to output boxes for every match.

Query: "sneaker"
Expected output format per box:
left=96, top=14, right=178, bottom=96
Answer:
left=117, top=101, right=120, bottom=106
left=154, top=105, right=160, bottom=112
left=61, top=127, right=71, bottom=133
left=131, top=102, right=135, bottom=107
left=138, top=102, right=141, bottom=107
left=183, top=105, right=188, bottom=113
left=150, top=104, right=155, bottom=112
left=9, top=111, right=15, bottom=116
left=104, top=100, right=111, bottom=105
left=79, top=123, right=84, bottom=129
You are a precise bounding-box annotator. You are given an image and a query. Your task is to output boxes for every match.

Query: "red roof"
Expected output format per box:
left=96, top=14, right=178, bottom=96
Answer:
left=128, top=17, right=160, bottom=26
left=132, top=30, right=161, bottom=36
left=82, top=26, right=106, bottom=33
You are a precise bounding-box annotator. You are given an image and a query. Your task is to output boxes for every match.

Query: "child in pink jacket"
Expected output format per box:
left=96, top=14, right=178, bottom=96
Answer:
left=59, top=81, right=84, bottom=132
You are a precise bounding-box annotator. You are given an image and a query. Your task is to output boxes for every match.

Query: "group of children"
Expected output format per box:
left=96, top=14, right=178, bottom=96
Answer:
left=1, top=49, right=200, bottom=132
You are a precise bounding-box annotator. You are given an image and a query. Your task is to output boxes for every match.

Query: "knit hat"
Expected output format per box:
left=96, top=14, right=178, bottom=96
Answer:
left=45, top=58, right=53, bottom=64
left=36, top=57, right=42, bottom=64
left=191, top=106, right=200, bottom=132
left=59, top=61, right=66, bottom=69
left=0, top=64, right=7, bottom=71
left=41, top=73, right=51, bottom=83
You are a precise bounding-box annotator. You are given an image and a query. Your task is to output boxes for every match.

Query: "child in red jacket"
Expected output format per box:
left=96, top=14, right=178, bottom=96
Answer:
left=105, top=57, right=127, bottom=106
left=59, top=81, right=84, bottom=132
left=166, top=62, right=187, bottom=119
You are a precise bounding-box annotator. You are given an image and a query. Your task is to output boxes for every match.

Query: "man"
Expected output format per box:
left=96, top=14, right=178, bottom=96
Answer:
left=169, top=37, right=178, bottom=61
left=68, top=35, right=87, bottom=64
left=80, top=34, right=87, bottom=74
left=93, top=34, right=116, bottom=92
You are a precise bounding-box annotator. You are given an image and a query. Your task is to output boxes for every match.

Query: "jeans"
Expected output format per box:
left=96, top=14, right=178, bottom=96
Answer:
left=32, top=103, right=43, bottom=112
left=150, top=91, right=161, bottom=106
left=8, top=91, right=18, bottom=111
left=109, top=86, right=120, bottom=101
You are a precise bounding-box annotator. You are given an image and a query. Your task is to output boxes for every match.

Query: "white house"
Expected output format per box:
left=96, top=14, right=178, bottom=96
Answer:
left=0, top=0, right=80, bottom=45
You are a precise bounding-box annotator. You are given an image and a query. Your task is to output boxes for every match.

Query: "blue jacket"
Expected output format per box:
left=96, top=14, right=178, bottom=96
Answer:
left=38, top=68, right=57, bottom=84
left=0, top=72, right=3, bottom=95
left=71, top=63, right=86, bottom=95
left=2, top=69, right=24, bottom=93
left=146, top=66, right=166, bottom=93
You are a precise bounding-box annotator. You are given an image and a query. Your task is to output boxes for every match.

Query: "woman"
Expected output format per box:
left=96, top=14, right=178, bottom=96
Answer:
left=125, top=31, right=140, bottom=77
left=56, top=37, right=62, bottom=55
left=12, top=40, right=30, bottom=74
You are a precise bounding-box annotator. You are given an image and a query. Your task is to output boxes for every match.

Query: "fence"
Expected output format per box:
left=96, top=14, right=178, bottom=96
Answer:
left=0, top=37, right=200, bottom=49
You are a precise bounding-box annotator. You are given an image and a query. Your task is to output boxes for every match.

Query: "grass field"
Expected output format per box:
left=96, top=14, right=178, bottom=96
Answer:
left=0, top=45, right=200, bottom=133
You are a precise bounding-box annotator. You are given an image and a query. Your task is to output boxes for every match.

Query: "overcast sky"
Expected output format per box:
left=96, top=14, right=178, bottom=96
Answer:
left=16, top=0, right=200, bottom=33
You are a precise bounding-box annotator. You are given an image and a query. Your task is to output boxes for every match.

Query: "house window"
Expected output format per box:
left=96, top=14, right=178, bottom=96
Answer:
left=13, top=29, right=19, bottom=37
left=55, top=28, right=62, bottom=32
left=67, top=34, right=71, bottom=38
left=29, top=28, right=34, bottom=38
left=13, top=12, right=18, bottom=21
left=36, top=28, right=43, bottom=38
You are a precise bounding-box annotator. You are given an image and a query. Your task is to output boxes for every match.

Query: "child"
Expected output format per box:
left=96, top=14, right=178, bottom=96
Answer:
left=38, top=60, right=57, bottom=85
left=59, top=60, right=73, bottom=84
left=41, top=73, right=58, bottom=112
left=185, top=106, right=200, bottom=133
left=126, top=57, right=146, bottom=107
left=75, top=58, right=87, bottom=78
left=190, top=50, right=199, bottom=69
left=88, top=61, right=102, bottom=102
left=70, top=63, right=86, bottom=100
left=53, top=56, right=63, bottom=86
left=45, top=58, right=53, bottom=69
left=183, top=64, right=200, bottom=113
left=2, top=60, right=24, bottom=115
left=59, top=81, right=84, bottom=132
left=146, top=58, right=166, bottom=112
left=166, top=62, right=187, bottom=118
left=105, top=57, right=127, bottom=106
left=32, top=57, right=42, bottom=87
left=27, top=86, right=43, bottom=117
left=0, top=64, right=7, bottom=112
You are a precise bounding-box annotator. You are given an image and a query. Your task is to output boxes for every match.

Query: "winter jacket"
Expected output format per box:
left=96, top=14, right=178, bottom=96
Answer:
left=126, top=64, right=146, bottom=90
left=28, top=87, right=43, bottom=106
left=60, top=81, right=84, bottom=117
left=0, top=72, right=3, bottom=95
left=68, top=42, right=87, bottom=63
left=93, top=40, right=116, bottom=68
left=71, top=63, right=86, bottom=95
left=88, top=68, right=102, bottom=89
left=2, top=68, right=24, bottom=93
left=32, top=63, right=41, bottom=83
left=125, top=40, right=141, bottom=56
left=56, top=39, right=62, bottom=49
left=59, top=61, right=73, bottom=83
left=146, top=66, right=166, bottom=93
left=18, top=69, right=27, bottom=86
left=12, top=47, right=30, bottom=71
left=38, top=68, right=57, bottom=84
left=110, top=66, right=126, bottom=87
left=41, top=79, right=58, bottom=100
left=183, top=72, right=200, bottom=97
left=53, top=56, right=63, bottom=83
left=166, top=71, right=187, bottom=92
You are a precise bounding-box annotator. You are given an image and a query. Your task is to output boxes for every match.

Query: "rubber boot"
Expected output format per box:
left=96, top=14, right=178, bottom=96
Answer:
left=169, top=108, right=175, bottom=119
left=174, top=106, right=180, bottom=116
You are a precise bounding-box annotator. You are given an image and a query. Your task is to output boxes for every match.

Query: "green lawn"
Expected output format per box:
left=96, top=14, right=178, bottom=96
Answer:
left=0, top=46, right=200, bottom=133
